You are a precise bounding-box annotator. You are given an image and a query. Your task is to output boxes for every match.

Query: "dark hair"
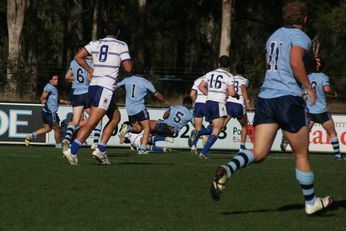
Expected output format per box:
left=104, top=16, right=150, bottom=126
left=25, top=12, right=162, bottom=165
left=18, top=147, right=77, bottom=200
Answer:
left=235, top=63, right=245, bottom=75
left=282, top=2, right=307, bottom=25
left=134, top=62, right=146, bottom=75
left=182, top=96, right=193, bottom=105
left=48, top=73, right=58, bottom=81
left=218, top=55, right=230, bottom=68
left=105, top=21, right=120, bottom=36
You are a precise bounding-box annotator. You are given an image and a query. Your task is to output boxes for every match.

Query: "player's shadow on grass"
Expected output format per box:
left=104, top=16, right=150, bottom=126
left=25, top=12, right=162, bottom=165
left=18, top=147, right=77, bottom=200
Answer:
left=221, top=199, right=345, bottom=216
left=117, top=162, right=175, bottom=166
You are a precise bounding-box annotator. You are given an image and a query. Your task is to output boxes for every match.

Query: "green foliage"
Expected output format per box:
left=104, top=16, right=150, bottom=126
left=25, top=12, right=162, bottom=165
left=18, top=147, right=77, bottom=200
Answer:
left=2, top=0, right=346, bottom=103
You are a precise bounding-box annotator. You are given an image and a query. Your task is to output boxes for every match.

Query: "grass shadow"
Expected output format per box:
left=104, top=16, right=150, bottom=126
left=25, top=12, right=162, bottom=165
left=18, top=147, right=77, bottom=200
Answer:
left=221, top=199, right=345, bottom=216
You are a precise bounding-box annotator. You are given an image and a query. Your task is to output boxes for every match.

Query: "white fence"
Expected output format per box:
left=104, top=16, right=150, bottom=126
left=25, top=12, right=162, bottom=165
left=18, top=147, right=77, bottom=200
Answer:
left=0, top=102, right=345, bottom=153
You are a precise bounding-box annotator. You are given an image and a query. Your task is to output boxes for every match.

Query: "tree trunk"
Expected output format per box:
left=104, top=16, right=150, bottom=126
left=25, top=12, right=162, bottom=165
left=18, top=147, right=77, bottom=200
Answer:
left=136, top=0, right=146, bottom=64
left=219, top=0, right=233, bottom=57
left=92, top=0, right=99, bottom=41
left=6, top=0, right=26, bottom=100
left=28, top=0, right=38, bottom=101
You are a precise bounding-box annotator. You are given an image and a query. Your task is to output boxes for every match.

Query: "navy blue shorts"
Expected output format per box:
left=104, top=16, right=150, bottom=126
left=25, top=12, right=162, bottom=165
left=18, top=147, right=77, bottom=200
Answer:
left=152, top=122, right=175, bottom=137
left=254, top=96, right=306, bottom=133
left=71, top=92, right=90, bottom=108
left=225, top=102, right=245, bottom=119
left=129, top=109, right=150, bottom=123
left=41, top=110, right=60, bottom=127
left=193, top=102, right=206, bottom=118
left=205, top=100, right=226, bottom=122
left=308, top=112, right=331, bottom=124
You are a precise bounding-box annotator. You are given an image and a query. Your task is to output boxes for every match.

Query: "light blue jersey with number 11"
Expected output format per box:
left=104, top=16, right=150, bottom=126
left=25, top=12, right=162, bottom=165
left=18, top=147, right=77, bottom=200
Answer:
left=259, top=26, right=311, bottom=98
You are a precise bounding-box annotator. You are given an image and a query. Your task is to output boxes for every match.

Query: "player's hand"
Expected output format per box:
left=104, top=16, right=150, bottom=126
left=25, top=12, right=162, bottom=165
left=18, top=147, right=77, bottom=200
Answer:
left=306, top=88, right=317, bottom=105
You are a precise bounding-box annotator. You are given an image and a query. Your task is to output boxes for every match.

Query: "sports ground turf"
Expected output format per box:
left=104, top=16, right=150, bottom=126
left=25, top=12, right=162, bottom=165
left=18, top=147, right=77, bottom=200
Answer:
left=0, top=145, right=345, bottom=230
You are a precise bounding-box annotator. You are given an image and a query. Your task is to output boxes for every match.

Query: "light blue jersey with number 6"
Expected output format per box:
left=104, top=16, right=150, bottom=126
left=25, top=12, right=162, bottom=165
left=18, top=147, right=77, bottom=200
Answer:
left=70, top=59, right=93, bottom=95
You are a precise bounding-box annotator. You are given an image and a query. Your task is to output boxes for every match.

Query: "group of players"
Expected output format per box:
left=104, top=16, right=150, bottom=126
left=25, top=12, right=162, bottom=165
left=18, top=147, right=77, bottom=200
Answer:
left=24, top=2, right=342, bottom=215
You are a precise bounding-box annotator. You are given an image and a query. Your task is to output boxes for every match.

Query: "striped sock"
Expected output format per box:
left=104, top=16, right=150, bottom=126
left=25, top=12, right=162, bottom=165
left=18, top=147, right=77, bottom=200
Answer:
left=70, top=139, right=82, bottom=155
left=93, top=124, right=102, bottom=144
left=296, top=168, right=316, bottom=205
left=32, top=132, right=37, bottom=139
left=64, top=125, right=75, bottom=141
left=225, top=150, right=254, bottom=177
left=331, top=136, right=341, bottom=157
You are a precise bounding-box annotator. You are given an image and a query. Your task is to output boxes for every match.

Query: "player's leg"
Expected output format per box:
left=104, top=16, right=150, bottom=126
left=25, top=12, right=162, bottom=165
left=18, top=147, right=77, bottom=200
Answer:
left=238, top=114, right=248, bottom=151
left=199, top=117, right=224, bottom=159
left=210, top=123, right=278, bottom=200
left=91, top=120, right=102, bottom=150
left=52, top=124, right=62, bottom=148
left=188, top=117, right=203, bottom=148
left=138, top=119, right=150, bottom=154
left=68, top=106, right=105, bottom=155
left=322, top=118, right=343, bottom=160
left=92, top=107, right=121, bottom=164
left=283, top=127, right=332, bottom=214
left=63, top=106, right=84, bottom=151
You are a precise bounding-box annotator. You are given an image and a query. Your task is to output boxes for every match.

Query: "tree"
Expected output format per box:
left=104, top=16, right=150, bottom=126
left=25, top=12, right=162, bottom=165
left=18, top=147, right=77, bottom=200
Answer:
left=219, top=0, right=233, bottom=57
left=6, top=0, right=26, bottom=99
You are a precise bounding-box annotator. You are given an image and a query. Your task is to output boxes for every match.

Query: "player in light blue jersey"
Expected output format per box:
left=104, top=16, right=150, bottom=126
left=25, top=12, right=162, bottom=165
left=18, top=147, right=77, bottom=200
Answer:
left=63, top=21, right=133, bottom=165
left=62, top=57, right=93, bottom=151
left=190, top=56, right=237, bottom=159
left=305, top=58, right=343, bottom=160
left=128, top=96, right=194, bottom=140
left=210, top=2, right=332, bottom=215
left=25, top=74, right=69, bottom=148
left=117, top=62, right=167, bottom=154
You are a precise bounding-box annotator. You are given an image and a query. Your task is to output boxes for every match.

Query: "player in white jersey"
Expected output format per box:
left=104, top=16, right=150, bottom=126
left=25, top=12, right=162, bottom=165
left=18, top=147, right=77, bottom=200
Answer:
left=188, top=75, right=209, bottom=148
left=223, top=63, right=253, bottom=151
left=63, top=21, right=133, bottom=165
left=210, top=3, right=332, bottom=215
left=190, top=56, right=237, bottom=159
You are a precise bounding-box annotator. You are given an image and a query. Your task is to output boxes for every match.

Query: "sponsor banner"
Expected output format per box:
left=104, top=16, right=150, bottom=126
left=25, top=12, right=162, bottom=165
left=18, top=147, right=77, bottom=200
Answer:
left=0, top=103, right=45, bottom=143
left=1, top=103, right=345, bottom=153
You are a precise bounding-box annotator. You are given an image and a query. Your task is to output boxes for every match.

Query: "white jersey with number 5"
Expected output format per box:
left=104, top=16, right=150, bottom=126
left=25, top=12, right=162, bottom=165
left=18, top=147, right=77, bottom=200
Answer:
left=84, top=36, right=131, bottom=91
left=204, top=68, right=234, bottom=103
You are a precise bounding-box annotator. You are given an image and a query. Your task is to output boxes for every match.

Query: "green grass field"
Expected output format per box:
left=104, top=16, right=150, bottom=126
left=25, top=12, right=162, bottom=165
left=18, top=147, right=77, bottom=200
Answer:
left=0, top=145, right=345, bottom=230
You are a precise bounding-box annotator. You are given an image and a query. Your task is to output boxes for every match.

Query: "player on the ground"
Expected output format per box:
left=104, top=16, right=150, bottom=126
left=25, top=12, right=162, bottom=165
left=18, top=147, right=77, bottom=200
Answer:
left=123, top=96, right=194, bottom=140
left=63, top=21, right=132, bottom=165
left=209, top=2, right=332, bottom=215
left=117, top=62, right=168, bottom=154
left=25, top=74, right=69, bottom=148
left=223, top=63, right=253, bottom=152
left=190, top=55, right=237, bottom=159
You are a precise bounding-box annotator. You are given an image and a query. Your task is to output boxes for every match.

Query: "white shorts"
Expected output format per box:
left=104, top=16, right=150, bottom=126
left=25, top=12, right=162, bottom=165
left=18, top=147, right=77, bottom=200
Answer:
left=89, top=85, right=114, bottom=110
